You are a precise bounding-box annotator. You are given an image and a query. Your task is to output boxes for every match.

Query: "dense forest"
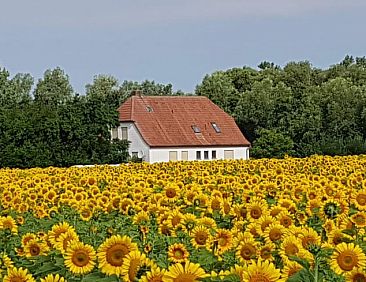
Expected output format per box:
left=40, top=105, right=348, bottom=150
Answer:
left=1, top=55, right=366, bottom=167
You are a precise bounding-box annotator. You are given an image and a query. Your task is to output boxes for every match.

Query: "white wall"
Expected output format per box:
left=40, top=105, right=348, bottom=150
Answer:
left=119, top=122, right=150, bottom=161
left=149, top=146, right=250, bottom=163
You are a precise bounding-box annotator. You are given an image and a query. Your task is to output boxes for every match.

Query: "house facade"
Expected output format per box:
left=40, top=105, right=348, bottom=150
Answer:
left=112, top=94, right=250, bottom=163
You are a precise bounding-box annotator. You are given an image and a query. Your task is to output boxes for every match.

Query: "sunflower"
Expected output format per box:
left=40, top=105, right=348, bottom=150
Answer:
left=241, top=259, right=280, bottom=282
left=0, top=252, right=14, bottom=269
left=330, top=243, right=366, bottom=275
left=158, top=221, right=172, bottom=236
left=247, top=200, right=268, bottom=222
left=280, top=261, right=303, bottom=282
left=247, top=222, right=260, bottom=238
left=168, top=243, right=189, bottom=263
left=264, top=223, right=285, bottom=244
left=208, top=196, right=223, bottom=214
left=345, top=267, right=366, bottom=282
left=21, top=233, right=37, bottom=248
left=3, top=267, right=36, bottom=282
left=140, top=267, right=166, bottom=282
left=235, top=238, right=259, bottom=264
left=277, top=211, right=294, bottom=228
left=260, top=242, right=275, bottom=261
left=164, top=184, right=180, bottom=202
left=191, top=226, right=212, bottom=249
left=320, top=199, right=342, bottom=220
left=279, top=235, right=312, bottom=264
left=24, top=239, right=49, bottom=258
left=220, top=198, right=232, bottom=216
left=54, top=230, right=79, bottom=254
left=121, top=250, right=151, bottom=282
left=40, top=274, right=67, bottom=282
left=214, top=229, right=233, bottom=254
left=167, top=210, right=184, bottom=230
left=48, top=222, right=75, bottom=247
left=305, top=199, right=322, bottom=215
left=255, top=215, right=275, bottom=235
left=181, top=213, right=198, bottom=234
left=328, top=229, right=353, bottom=248
left=198, top=217, right=217, bottom=229
left=0, top=216, right=18, bottom=234
left=133, top=211, right=150, bottom=225
left=79, top=207, right=93, bottom=221
left=351, top=212, right=366, bottom=228
left=323, top=219, right=336, bottom=235
left=64, top=240, right=96, bottom=275
left=97, top=235, right=138, bottom=276
left=351, top=189, right=366, bottom=211
left=163, top=261, right=206, bottom=282
left=269, top=206, right=286, bottom=218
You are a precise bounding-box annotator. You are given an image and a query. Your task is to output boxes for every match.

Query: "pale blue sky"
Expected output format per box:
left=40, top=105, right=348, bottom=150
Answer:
left=1, top=0, right=365, bottom=94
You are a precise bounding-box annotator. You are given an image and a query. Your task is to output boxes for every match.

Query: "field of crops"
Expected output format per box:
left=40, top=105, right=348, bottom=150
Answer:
left=1, top=155, right=366, bottom=281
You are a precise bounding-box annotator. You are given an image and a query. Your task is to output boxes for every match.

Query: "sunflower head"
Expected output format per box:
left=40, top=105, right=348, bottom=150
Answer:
left=64, top=240, right=96, bottom=275
left=168, top=243, right=189, bottom=263
left=331, top=243, right=366, bottom=275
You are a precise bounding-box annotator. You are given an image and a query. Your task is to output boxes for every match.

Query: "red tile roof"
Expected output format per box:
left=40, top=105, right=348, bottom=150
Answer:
left=117, top=95, right=250, bottom=147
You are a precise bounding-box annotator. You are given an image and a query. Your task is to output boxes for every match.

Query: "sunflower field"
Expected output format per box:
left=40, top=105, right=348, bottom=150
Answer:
left=1, top=155, right=366, bottom=281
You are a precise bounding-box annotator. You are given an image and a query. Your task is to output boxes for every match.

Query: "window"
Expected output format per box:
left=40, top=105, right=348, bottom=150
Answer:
left=212, top=150, right=217, bottom=159
left=224, top=150, right=234, bottom=160
left=132, top=152, right=138, bottom=158
left=211, top=122, right=221, bottom=133
left=111, top=127, right=118, bottom=139
left=181, top=151, right=188, bottom=161
left=191, top=125, right=201, bottom=133
left=146, top=106, right=153, bottom=112
left=196, top=151, right=201, bottom=160
left=169, top=151, right=178, bottom=161
left=204, top=151, right=209, bottom=160
left=121, top=127, right=128, bottom=140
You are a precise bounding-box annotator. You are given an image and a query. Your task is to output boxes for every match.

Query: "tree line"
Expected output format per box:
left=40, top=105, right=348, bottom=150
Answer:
left=196, top=56, right=366, bottom=158
left=1, top=55, right=366, bottom=167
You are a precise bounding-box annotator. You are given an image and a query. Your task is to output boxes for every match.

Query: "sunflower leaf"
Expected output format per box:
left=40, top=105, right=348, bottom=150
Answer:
left=288, top=255, right=311, bottom=270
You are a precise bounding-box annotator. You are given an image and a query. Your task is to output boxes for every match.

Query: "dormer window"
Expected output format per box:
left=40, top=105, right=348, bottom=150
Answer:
left=211, top=122, right=221, bottom=133
left=192, top=125, right=201, bottom=133
left=146, top=106, right=153, bottom=112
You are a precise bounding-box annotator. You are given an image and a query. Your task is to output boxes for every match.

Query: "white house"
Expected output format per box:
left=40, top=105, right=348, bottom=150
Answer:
left=112, top=93, right=251, bottom=163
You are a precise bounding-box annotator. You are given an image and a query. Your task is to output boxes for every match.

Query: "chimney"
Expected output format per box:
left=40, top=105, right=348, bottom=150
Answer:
left=131, top=90, right=143, bottom=97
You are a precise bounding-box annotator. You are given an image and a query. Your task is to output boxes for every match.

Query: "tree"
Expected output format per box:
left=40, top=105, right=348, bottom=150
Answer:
left=34, top=67, right=73, bottom=106
left=195, top=71, right=238, bottom=114
left=0, top=68, right=33, bottom=108
left=251, top=128, right=295, bottom=158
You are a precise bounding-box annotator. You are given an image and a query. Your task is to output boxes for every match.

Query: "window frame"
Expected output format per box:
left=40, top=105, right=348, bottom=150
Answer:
left=212, top=150, right=217, bottom=159
left=181, top=151, right=188, bottom=161
left=204, top=150, right=209, bottom=160
left=111, top=127, right=118, bottom=139
left=169, top=151, right=178, bottom=161
left=196, top=151, right=201, bottom=160
left=121, top=127, right=128, bottom=140
left=211, top=122, right=221, bottom=133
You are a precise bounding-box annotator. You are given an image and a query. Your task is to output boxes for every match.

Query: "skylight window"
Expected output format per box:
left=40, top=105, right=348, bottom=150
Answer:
left=211, top=122, right=221, bottom=133
left=192, top=125, right=201, bottom=133
left=146, top=106, right=153, bottom=112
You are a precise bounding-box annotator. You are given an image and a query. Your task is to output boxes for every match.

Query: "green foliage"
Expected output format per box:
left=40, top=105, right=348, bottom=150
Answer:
left=196, top=56, right=366, bottom=158
left=0, top=67, right=131, bottom=168
left=250, top=128, right=295, bottom=158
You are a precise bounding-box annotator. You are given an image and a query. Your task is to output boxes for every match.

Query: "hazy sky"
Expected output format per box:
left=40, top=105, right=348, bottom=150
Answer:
left=1, top=0, right=365, bottom=94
